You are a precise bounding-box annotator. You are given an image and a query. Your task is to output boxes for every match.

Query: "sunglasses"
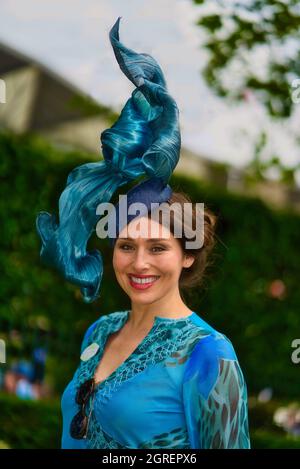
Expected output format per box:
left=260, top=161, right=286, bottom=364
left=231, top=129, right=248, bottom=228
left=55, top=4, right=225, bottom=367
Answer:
left=70, top=378, right=95, bottom=439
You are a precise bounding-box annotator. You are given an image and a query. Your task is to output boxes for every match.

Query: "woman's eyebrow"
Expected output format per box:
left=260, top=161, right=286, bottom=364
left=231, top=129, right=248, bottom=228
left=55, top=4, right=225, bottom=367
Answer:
left=117, top=237, right=169, bottom=242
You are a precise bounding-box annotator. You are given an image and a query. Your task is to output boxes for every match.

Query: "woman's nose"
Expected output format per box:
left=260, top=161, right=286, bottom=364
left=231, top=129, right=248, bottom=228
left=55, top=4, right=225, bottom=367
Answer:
left=132, top=248, right=150, bottom=270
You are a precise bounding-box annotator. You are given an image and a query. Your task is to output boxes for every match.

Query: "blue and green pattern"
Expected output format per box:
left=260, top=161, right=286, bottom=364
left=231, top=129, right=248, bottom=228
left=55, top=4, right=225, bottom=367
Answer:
left=61, top=311, right=251, bottom=449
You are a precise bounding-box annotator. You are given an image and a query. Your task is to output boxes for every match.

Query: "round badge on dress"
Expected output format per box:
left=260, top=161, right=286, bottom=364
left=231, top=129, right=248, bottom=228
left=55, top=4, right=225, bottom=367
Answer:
left=80, top=342, right=100, bottom=361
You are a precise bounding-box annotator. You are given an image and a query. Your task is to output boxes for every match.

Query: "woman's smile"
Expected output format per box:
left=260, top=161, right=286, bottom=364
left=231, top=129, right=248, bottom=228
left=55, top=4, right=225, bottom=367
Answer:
left=128, top=274, right=160, bottom=290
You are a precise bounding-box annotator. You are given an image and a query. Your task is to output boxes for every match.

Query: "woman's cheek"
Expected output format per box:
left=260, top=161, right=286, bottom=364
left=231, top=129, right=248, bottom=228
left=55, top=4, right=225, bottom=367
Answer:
left=158, top=254, right=178, bottom=270
left=113, top=252, right=128, bottom=270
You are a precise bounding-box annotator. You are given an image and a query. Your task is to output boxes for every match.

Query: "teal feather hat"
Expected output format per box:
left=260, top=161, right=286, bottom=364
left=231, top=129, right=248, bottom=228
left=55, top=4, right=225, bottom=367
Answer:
left=35, top=16, right=181, bottom=303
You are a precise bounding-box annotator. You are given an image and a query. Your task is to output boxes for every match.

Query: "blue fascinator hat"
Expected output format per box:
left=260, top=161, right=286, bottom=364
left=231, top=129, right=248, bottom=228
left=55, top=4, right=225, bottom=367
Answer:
left=35, top=17, right=181, bottom=303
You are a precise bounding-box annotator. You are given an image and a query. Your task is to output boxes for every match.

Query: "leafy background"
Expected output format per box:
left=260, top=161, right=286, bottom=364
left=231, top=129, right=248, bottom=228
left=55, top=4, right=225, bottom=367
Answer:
left=0, top=130, right=299, bottom=447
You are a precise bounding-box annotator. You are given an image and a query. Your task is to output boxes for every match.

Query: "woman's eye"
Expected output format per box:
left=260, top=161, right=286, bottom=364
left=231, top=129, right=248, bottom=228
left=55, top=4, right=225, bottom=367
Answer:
left=151, top=246, right=165, bottom=252
left=119, top=244, right=133, bottom=250
left=118, top=245, right=165, bottom=252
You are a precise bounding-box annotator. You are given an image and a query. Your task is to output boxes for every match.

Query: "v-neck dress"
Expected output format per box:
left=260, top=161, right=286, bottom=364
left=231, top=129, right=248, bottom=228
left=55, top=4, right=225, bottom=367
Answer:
left=61, top=310, right=251, bottom=449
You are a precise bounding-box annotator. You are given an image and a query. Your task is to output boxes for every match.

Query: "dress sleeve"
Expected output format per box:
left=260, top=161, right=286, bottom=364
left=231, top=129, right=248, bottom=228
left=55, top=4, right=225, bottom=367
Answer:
left=182, top=332, right=251, bottom=449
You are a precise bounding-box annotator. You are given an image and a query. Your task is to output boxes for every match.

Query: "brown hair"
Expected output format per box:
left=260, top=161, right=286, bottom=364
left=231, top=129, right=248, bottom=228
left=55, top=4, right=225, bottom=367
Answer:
left=148, top=191, right=218, bottom=292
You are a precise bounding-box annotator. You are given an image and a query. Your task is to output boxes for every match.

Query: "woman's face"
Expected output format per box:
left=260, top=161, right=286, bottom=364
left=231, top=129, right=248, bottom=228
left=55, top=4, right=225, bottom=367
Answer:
left=112, top=216, right=194, bottom=306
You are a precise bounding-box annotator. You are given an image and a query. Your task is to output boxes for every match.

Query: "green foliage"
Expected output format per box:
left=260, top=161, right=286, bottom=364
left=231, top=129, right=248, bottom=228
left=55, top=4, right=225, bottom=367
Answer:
left=251, top=430, right=300, bottom=449
left=0, top=130, right=106, bottom=396
left=0, top=393, right=61, bottom=449
left=243, top=131, right=300, bottom=186
left=0, top=130, right=299, bottom=403
left=248, top=399, right=300, bottom=448
left=193, top=0, right=300, bottom=118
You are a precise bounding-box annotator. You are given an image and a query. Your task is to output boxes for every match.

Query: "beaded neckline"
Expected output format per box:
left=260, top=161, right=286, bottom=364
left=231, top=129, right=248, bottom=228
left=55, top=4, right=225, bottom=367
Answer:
left=74, top=310, right=200, bottom=399
left=93, top=310, right=197, bottom=390
left=128, top=310, right=197, bottom=323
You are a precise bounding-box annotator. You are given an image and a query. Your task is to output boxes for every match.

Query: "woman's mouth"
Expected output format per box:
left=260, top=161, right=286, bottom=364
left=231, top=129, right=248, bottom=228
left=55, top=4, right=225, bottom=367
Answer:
left=128, top=275, right=160, bottom=290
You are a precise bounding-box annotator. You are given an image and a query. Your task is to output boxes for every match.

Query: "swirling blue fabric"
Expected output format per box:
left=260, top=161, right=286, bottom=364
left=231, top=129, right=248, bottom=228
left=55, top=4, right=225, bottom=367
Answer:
left=61, top=311, right=251, bottom=449
left=35, top=17, right=181, bottom=303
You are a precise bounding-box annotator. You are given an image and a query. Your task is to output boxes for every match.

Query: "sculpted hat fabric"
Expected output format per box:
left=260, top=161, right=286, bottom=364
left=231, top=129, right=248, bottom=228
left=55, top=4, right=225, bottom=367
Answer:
left=35, top=17, right=181, bottom=303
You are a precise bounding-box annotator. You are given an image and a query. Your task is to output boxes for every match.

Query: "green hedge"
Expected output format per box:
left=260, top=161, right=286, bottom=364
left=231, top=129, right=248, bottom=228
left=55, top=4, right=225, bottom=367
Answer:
left=0, top=393, right=61, bottom=449
left=250, top=430, right=300, bottom=449
left=0, top=129, right=300, bottom=400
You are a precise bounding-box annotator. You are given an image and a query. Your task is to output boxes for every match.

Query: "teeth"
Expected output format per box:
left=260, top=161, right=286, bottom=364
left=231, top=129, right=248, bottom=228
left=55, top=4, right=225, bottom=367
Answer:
left=130, top=276, right=158, bottom=284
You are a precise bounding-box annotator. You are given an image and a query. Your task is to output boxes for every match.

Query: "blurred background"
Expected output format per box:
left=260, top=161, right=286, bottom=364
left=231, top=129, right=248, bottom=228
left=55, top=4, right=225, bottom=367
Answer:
left=0, top=0, right=300, bottom=449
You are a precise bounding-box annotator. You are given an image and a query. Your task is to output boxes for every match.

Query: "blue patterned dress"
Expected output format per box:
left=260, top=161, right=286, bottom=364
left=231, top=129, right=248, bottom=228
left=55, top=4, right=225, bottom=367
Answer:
left=61, top=310, right=250, bottom=449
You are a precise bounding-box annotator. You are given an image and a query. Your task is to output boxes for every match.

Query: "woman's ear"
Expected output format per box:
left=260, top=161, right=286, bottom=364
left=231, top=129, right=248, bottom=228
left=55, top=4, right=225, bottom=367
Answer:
left=183, top=255, right=195, bottom=269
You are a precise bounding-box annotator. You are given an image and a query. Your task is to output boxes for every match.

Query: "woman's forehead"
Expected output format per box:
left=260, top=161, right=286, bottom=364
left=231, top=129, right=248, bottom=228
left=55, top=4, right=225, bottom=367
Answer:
left=118, top=216, right=173, bottom=241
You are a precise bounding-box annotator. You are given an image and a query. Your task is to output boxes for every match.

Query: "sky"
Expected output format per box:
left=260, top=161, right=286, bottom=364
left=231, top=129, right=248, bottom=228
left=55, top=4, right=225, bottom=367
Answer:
left=0, top=0, right=299, bottom=176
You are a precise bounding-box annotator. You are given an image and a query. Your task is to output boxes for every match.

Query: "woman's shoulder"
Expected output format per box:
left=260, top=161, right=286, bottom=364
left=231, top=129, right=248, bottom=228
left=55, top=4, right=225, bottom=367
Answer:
left=189, top=312, right=238, bottom=362
left=189, top=311, right=220, bottom=335
left=80, top=310, right=128, bottom=351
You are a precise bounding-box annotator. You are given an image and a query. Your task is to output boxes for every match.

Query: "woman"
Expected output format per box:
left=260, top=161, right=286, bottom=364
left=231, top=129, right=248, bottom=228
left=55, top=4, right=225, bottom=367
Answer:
left=36, top=17, right=250, bottom=449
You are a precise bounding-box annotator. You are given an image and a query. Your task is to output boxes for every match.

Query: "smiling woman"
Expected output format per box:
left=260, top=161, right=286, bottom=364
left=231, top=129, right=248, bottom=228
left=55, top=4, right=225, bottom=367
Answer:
left=112, top=195, right=217, bottom=314
left=112, top=215, right=195, bottom=314
left=35, top=16, right=250, bottom=449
